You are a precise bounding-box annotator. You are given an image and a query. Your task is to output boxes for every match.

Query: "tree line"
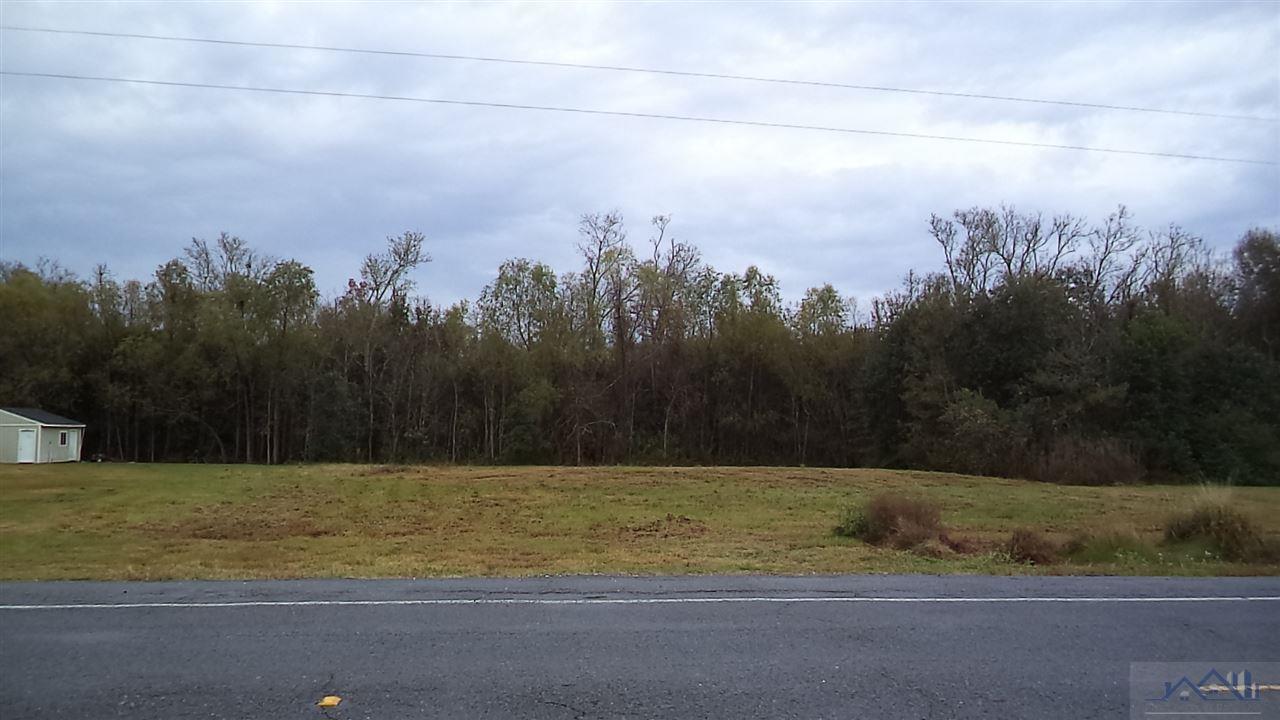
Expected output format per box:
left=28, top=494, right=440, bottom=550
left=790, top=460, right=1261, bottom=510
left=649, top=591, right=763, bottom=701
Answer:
left=3, top=206, right=1277, bottom=484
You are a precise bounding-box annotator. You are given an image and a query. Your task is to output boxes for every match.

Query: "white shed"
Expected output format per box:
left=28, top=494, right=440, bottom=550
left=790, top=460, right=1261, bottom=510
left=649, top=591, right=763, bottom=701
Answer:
left=0, top=408, right=85, bottom=463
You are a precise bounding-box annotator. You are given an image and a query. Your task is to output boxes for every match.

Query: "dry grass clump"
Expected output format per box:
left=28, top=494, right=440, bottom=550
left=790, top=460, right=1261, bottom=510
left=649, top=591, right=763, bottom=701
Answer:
left=837, top=493, right=941, bottom=544
left=1004, top=528, right=1059, bottom=565
left=1164, top=489, right=1271, bottom=562
left=835, top=493, right=959, bottom=554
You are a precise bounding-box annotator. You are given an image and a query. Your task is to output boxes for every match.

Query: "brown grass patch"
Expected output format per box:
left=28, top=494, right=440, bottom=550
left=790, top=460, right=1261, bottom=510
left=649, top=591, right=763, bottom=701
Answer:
left=940, top=533, right=982, bottom=554
left=143, top=511, right=336, bottom=541
left=886, top=517, right=938, bottom=550
left=1005, top=528, right=1060, bottom=565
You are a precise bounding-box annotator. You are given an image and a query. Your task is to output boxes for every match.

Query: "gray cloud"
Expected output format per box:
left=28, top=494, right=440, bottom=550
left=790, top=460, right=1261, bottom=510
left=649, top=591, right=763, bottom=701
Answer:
left=1, top=1, right=1276, bottom=306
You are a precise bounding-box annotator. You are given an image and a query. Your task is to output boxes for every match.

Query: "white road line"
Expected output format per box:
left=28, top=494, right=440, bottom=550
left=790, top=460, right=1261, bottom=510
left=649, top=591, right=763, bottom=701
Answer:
left=0, top=595, right=1277, bottom=610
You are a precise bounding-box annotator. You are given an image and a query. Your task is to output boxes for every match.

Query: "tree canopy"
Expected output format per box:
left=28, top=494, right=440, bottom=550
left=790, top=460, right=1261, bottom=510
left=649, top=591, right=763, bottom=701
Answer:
left=3, top=210, right=1277, bottom=484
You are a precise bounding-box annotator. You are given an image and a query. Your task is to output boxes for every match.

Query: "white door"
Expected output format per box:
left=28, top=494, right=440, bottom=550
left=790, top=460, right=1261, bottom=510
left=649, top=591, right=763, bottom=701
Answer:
left=67, top=430, right=79, bottom=461
left=16, top=429, right=36, bottom=463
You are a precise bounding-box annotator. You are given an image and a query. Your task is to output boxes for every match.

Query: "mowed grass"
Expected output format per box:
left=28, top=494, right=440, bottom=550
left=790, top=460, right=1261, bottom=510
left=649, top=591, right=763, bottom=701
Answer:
left=1, top=464, right=1277, bottom=580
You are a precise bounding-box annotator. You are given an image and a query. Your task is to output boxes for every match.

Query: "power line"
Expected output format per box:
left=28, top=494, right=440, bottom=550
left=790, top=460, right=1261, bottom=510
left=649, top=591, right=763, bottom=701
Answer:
left=2, top=24, right=1275, bottom=124
left=2, top=70, right=1274, bottom=166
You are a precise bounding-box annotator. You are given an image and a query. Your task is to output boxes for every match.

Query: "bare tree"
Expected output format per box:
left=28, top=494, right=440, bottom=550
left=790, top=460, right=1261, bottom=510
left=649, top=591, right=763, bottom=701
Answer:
left=575, top=211, right=628, bottom=345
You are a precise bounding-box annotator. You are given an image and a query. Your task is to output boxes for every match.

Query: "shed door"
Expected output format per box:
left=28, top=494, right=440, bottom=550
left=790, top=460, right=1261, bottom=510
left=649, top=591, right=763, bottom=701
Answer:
left=67, top=429, right=79, bottom=460
left=17, top=429, right=37, bottom=463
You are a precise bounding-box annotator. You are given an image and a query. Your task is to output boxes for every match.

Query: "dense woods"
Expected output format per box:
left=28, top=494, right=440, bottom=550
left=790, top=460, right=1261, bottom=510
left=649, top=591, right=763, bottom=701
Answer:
left=3, top=206, right=1278, bottom=484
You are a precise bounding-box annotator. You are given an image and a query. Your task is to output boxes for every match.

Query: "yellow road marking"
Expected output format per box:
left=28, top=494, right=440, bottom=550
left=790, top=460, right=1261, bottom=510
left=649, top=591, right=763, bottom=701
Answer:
left=1200, top=684, right=1280, bottom=693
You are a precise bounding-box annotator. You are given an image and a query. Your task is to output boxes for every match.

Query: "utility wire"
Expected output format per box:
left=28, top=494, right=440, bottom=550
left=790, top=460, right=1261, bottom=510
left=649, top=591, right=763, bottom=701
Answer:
left=3, top=70, right=1272, bottom=166
left=2, top=24, right=1275, bottom=123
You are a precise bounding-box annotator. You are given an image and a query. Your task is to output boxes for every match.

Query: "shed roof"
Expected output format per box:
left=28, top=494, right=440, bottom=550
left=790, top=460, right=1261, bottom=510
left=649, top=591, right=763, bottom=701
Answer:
left=1, top=407, right=85, bottom=426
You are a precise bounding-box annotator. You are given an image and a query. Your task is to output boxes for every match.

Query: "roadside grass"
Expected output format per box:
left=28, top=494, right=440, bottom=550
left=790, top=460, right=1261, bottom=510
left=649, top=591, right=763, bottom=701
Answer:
left=0, top=464, right=1277, bottom=580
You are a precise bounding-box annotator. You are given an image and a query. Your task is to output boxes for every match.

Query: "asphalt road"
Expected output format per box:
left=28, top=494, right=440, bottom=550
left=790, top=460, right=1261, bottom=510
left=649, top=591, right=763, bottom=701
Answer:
left=1, top=575, right=1278, bottom=719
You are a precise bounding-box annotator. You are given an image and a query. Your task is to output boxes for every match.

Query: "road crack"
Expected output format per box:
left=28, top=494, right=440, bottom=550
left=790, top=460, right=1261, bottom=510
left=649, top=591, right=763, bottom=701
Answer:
left=541, top=698, right=590, bottom=719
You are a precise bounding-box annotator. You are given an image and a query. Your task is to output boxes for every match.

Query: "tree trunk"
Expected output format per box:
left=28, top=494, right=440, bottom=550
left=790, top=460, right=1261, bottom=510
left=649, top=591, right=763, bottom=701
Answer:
left=450, top=381, right=459, bottom=463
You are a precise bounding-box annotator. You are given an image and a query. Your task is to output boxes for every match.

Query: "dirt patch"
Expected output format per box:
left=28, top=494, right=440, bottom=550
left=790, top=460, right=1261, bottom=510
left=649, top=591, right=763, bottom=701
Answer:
left=25, top=487, right=71, bottom=496
left=615, top=514, right=709, bottom=539
left=356, top=465, right=412, bottom=477
left=463, top=496, right=510, bottom=508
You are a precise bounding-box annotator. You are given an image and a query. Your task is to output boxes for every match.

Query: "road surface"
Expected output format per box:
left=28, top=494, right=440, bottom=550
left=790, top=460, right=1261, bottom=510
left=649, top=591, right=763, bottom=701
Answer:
left=2, top=575, right=1278, bottom=719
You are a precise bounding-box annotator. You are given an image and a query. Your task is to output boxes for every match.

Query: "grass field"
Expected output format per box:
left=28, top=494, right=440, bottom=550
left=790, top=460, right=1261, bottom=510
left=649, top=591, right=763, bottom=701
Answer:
left=1, top=463, right=1277, bottom=580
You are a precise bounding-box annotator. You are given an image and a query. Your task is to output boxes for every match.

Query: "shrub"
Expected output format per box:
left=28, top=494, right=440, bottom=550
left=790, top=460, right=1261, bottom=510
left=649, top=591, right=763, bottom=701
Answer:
left=1027, top=437, right=1144, bottom=486
left=864, top=493, right=942, bottom=545
left=833, top=506, right=870, bottom=538
left=834, top=493, right=944, bottom=551
left=1164, top=494, right=1267, bottom=562
left=1005, top=528, right=1059, bottom=564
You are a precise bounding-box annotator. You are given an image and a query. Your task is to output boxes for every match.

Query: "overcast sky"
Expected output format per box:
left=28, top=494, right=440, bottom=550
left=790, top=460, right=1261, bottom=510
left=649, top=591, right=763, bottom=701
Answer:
left=1, top=1, right=1277, bottom=306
